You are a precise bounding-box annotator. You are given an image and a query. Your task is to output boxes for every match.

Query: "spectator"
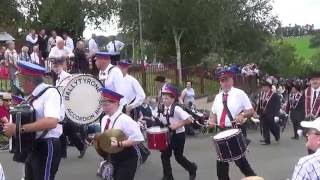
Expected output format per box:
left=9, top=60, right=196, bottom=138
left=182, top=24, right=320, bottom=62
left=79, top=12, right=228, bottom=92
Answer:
left=4, top=41, right=18, bottom=89
left=47, top=30, right=60, bottom=53
left=37, top=29, right=48, bottom=59
left=179, top=81, right=195, bottom=108
left=106, top=35, right=125, bottom=65
left=0, top=93, right=11, bottom=124
left=88, top=33, right=99, bottom=56
left=18, top=46, right=31, bottom=62
left=30, top=45, right=43, bottom=66
left=49, top=37, right=75, bottom=59
left=71, top=40, right=89, bottom=73
left=62, top=32, right=74, bottom=51
left=137, top=98, right=154, bottom=128
left=292, top=118, right=320, bottom=180
left=25, top=29, right=38, bottom=53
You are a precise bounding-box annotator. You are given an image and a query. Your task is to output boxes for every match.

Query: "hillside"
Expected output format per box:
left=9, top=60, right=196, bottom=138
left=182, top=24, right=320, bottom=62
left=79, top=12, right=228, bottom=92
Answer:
left=283, top=35, right=320, bottom=60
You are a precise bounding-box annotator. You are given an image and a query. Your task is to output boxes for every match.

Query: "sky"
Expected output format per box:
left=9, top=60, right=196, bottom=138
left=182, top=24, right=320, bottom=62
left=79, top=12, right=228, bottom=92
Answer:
left=83, top=0, right=320, bottom=38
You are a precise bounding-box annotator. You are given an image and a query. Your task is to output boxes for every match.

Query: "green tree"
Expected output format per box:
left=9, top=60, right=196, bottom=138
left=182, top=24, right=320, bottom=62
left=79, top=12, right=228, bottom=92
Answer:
left=0, top=0, right=24, bottom=35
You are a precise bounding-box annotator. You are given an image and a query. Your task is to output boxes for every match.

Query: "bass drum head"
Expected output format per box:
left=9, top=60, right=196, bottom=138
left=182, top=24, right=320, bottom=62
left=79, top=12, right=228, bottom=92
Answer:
left=62, top=74, right=103, bottom=125
left=56, top=75, right=75, bottom=94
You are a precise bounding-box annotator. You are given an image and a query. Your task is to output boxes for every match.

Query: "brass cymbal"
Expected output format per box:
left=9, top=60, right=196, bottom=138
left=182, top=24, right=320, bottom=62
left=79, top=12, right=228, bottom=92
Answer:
left=98, top=129, right=127, bottom=154
left=93, top=133, right=109, bottom=158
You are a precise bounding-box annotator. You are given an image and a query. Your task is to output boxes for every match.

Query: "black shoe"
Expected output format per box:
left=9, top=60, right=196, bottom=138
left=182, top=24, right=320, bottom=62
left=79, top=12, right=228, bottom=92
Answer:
left=78, top=145, right=87, bottom=159
left=189, top=163, right=197, bottom=180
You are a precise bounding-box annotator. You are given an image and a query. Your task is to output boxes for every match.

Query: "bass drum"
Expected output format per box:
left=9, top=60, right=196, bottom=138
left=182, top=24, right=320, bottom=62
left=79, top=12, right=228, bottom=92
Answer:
left=60, top=74, right=103, bottom=125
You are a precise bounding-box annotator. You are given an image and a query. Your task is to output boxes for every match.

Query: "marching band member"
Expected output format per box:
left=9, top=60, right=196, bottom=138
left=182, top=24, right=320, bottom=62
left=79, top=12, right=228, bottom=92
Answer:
left=157, top=83, right=197, bottom=180
left=257, top=79, right=281, bottom=145
left=51, top=58, right=87, bottom=158
left=117, top=59, right=146, bottom=119
left=286, top=81, right=305, bottom=139
left=3, top=61, right=64, bottom=180
left=95, top=52, right=127, bottom=108
left=99, top=87, right=144, bottom=180
left=209, top=70, right=256, bottom=180
left=304, top=72, right=320, bottom=154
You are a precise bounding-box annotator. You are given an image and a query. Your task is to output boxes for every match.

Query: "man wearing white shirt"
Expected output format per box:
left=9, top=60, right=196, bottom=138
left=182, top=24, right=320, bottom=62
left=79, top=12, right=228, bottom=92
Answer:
left=106, top=36, right=125, bottom=65
left=117, top=59, right=146, bottom=119
left=95, top=52, right=126, bottom=107
left=47, top=30, right=58, bottom=53
left=30, top=45, right=42, bottom=65
left=209, top=69, right=256, bottom=180
left=88, top=34, right=99, bottom=55
left=4, top=61, right=64, bottom=180
left=62, top=32, right=74, bottom=52
left=25, top=29, right=38, bottom=52
left=49, top=37, right=74, bottom=59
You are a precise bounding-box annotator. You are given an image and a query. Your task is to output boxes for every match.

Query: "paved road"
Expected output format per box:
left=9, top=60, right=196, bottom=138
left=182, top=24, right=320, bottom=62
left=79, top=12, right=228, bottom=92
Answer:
left=1, top=126, right=305, bottom=180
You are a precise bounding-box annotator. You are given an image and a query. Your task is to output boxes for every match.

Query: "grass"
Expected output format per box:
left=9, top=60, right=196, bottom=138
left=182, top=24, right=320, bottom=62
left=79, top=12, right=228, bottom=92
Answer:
left=283, top=35, right=320, bottom=60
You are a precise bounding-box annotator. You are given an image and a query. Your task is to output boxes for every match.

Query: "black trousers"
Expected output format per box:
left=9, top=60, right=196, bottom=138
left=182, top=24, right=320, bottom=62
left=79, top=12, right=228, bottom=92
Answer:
left=60, top=122, right=85, bottom=156
left=112, top=156, right=138, bottom=180
left=25, top=138, right=61, bottom=180
left=111, top=55, right=121, bottom=65
left=291, top=116, right=301, bottom=138
left=160, top=132, right=195, bottom=178
left=261, top=117, right=280, bottom=143
left=217, top=157, right=256, bottom=180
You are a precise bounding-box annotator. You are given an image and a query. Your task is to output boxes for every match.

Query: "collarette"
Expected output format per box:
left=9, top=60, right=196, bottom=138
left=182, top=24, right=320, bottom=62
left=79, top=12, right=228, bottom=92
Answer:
left=222, top=87, right=234, bottom=94
left=32, top=83, right=49, bottom=96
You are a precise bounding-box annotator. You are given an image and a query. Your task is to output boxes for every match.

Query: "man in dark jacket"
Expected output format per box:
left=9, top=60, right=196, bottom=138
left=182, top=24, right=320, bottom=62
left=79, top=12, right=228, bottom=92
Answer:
left=257, top=79, right=281, bottom=145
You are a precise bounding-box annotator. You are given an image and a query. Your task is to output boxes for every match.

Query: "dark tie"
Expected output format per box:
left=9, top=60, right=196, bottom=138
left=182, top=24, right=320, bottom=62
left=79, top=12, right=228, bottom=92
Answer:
left=113, top=41, right=117, bottom=52
left=219, top=93, right=228, bottom=128
left=104, top=118, right=111, bottom=131
left=313, top=91, right=317, bottom=106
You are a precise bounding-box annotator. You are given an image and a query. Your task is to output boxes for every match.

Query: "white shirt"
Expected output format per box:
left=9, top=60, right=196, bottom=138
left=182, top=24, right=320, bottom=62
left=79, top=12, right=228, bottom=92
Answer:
left=181, top=88, right=195, bottom=105
left=311, top=87, right=320, bottom=104
left=4, top=49, right=18, bottom=65
left=26, top=34, right=38, bottom=44
left=30, top=52, right=40, bottom=64
left=158, top=105, right=192, bottom=133
left=101, top=109, right=144, bottom=142
left=31, top=83, right=64, bottom=138
left=48, top=46, right=75, bottom=59
left=64, top=37, right=74, bottom=51
left=56, top=70, right=71, bottom=86
left=88, top=38, right=99, bottom=54
left=0, top=163, right=4, bottom=180
left=47, top=36, right=62, bottom=53
left=292, top=149, right=320, bottom=180
left=106, top=40, right=125, bottom=54
left=123, top=74, right=146, bottom=108
left=211, top=87, right=253, bottom=127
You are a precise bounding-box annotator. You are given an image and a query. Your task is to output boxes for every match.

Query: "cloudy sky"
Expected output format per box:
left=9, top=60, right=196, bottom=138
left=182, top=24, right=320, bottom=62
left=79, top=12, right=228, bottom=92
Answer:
left=83, top=0, right=320, bottom=38
left=272, top=0, right=320, bottom=28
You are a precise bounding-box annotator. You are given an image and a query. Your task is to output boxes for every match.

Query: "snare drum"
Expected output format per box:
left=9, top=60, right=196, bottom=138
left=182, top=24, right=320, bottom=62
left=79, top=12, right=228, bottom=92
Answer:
left=146, top=127, right=169, bottom=150
left=212, top=128, right=247, bottom=162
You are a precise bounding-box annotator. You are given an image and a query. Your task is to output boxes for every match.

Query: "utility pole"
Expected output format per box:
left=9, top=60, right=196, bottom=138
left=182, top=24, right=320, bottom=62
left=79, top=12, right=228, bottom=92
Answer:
left=138, top=0, right=143, bottom=60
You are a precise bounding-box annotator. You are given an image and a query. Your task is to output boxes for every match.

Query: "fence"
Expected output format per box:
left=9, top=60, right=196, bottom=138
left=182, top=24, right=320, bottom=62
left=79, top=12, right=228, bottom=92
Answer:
left=0, top=63, right=258, bottom=98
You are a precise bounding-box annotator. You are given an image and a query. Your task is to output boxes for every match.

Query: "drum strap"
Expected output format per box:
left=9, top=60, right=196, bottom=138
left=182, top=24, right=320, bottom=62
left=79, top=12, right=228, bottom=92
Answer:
left=29, top=86, right=62, bottom=139
left=222, top=99, right=234, bottom=125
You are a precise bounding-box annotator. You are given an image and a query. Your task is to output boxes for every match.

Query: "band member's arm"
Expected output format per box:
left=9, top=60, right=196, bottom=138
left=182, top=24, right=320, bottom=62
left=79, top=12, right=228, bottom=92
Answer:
left=234, top=91, right=255, bottom=124
left=128, top=79, right=146, bottom=109
left=20, top=117, right=59, bottom=133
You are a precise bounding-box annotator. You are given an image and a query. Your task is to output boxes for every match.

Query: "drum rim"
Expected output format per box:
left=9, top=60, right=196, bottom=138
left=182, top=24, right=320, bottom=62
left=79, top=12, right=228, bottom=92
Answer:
left=213, top=128, right=240, bottom=140
left=146, top=127, right=169, bottom=134
left=62, top=74, right=103, bottom=125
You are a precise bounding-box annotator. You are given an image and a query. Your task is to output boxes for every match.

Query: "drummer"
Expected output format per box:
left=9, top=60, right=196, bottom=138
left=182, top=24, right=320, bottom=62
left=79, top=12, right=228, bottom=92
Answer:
left=117, top=59, right=146, bottom=120
left=99, top=87, right=144, bottom=180
left=209, top=69, right=256, bottom=180
left=51, top=57, right=87, bottom=158
left=157, top=83, right=197, bottom=180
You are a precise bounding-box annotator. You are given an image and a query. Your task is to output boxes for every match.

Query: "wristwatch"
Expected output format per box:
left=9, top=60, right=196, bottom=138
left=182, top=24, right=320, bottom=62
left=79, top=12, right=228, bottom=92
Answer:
left=20, top=127, right=26, bottom=133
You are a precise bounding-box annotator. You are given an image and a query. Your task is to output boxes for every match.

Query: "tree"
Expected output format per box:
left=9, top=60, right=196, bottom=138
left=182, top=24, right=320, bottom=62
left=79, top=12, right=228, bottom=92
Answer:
left=0, top=0, right=24, bottom=35
left=117, top=0, right=277, bottom=85
left=16, top=0, right=117, bottom=38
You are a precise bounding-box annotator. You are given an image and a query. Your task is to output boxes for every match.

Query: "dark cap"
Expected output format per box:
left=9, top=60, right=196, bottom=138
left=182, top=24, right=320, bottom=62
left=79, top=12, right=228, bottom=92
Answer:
left=154, top=76, right=166, bottom=83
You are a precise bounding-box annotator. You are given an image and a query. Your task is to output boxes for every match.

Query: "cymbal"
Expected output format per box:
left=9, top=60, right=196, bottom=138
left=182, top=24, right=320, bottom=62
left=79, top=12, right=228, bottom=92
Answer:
left=98, top=129, right=127, bottom=154
left=241, top=176, right=264, bottom=180
left=93, top=134, right=109, bottom=158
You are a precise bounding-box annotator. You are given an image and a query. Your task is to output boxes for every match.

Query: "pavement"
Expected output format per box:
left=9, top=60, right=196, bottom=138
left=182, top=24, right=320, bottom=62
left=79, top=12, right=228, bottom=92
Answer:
left=0, top=125, right=306, bottom=180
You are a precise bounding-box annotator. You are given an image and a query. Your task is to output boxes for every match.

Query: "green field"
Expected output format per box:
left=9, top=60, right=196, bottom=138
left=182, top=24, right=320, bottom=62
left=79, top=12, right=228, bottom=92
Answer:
left=283, top=35, right=320, bottom=60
